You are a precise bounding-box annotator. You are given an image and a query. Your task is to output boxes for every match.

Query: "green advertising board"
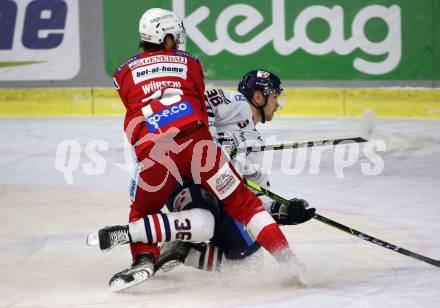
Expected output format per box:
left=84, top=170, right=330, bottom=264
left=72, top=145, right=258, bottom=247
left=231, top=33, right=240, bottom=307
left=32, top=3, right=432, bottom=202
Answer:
left=103, top=0, right=440, bottom=81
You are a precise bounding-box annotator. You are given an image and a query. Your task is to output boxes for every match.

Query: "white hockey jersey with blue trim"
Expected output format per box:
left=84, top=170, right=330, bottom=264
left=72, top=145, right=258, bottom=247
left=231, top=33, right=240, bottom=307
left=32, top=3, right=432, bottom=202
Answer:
left=204, top=88, right=272, bottom=209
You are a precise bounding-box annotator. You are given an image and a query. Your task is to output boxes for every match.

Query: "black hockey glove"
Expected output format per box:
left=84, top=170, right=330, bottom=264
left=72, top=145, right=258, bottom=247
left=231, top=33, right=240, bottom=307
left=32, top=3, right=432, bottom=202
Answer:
left=270, top=199, right=316, bottom=225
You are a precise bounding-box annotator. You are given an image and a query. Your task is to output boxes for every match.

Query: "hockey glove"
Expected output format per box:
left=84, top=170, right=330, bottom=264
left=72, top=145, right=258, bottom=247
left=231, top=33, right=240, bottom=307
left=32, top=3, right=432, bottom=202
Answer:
left=216, top=132, right=238, bottom=158
left=270, top=199, right=316, bottom=225
left=217, top=132, right=239, bottom=147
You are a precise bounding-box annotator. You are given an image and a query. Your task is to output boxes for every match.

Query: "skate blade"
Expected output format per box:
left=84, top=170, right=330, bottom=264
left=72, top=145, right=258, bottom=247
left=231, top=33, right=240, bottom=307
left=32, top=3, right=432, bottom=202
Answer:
left=109, top=271, right=151, bottom=292
left=159, top=260, right=182, bottom=273
left=86, top=232, right=99, bottom=247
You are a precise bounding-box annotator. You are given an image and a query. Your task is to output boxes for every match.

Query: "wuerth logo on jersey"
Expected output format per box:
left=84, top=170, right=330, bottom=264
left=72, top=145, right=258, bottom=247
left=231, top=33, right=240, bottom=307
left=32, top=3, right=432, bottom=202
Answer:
left=0, top=0, right=80, bottom=81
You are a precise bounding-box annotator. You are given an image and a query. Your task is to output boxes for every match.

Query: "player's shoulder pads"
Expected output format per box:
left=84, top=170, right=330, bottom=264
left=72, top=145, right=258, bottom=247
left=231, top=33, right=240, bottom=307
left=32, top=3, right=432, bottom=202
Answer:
left=114, top=54, right=141, bottom=75
left=173, top=50, right=201, bottom=64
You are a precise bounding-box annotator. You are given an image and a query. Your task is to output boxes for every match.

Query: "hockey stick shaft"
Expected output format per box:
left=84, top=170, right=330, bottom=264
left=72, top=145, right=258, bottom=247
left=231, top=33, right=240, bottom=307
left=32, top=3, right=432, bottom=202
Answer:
left=245, top=178, right=440, bottom=268
left=229, top=136, right=368, bottom=156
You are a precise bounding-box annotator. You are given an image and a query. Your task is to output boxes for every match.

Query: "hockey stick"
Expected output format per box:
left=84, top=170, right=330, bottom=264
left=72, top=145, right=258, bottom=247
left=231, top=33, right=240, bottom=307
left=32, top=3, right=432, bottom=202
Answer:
left=228, top=136, right=368, bottom=157
left=245, top=178, right=440, bottom=268
left=229, top=108, right=376, bottom=156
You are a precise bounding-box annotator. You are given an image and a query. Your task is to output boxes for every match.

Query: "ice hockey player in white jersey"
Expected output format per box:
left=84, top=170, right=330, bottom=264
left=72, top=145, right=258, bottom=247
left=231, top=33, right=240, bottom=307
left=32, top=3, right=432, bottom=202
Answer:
left=205, top=69, right=284, bottom=204
left=201, top=69, right=317, bottom=220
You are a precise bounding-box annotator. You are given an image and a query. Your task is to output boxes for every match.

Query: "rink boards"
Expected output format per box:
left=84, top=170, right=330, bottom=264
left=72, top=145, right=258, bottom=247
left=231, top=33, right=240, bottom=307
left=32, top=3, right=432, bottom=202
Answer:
left=0, top=87, right=440, bottom=118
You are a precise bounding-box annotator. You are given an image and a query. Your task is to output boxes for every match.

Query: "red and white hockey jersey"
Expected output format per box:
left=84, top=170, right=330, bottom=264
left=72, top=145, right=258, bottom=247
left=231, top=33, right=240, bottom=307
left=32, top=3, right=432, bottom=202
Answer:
left=113, top=49, right=207, bottom=157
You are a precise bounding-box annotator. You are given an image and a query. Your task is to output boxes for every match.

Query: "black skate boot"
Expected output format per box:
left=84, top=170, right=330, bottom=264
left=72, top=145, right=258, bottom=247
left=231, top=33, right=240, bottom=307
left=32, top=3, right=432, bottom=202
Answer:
left=155, top=241, right=206, bottom=272
left=109, top=253, right=156, bottom=292
left=98, top=225, right=130, bottom=250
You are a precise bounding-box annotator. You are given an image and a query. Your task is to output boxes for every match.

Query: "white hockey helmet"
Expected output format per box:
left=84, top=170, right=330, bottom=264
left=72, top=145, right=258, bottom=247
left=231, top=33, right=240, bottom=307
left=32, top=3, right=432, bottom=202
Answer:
left=139, top=8, right=186, bottom=50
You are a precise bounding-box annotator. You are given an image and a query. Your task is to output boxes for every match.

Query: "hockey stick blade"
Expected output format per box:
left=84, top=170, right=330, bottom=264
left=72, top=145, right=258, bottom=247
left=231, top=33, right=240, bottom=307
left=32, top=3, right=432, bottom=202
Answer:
left=244, top=178, right=440, bottom=268
left=230, top=136, right=368, bottom=156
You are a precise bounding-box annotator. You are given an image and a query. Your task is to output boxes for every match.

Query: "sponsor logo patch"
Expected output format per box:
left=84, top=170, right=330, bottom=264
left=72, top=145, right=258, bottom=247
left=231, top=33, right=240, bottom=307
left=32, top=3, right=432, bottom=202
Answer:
left=235, top=94, right=247, bottom=102
left=145, top=100, right=193, bottom=132
left=129, top=162, right=141, bottom=202
left=257, top=70, right=270, bottom=79
left=132, top=63, right=187, bottom=84
left=129, top=55, right=187, bottom=70
left=207, top=164, right=240, bottom=200
left=173, top=188, right=192, bottom=212
left=150, top=14, right=174, bottom=24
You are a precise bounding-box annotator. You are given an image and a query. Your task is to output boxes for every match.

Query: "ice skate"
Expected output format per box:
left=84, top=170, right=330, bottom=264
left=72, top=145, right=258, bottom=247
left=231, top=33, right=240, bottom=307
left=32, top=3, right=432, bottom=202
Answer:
left=156, top=241, right=207, bottom=272
left=96, top=225, right=130, bottom=251
left=109, top=253, right=155, bottom=292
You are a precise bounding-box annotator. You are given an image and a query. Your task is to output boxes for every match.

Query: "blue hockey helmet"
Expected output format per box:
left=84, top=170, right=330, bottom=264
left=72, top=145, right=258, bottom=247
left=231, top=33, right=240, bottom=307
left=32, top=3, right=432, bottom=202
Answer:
left=237, top=69, right=283, bottom=102
left=238, top=69, right=284, bottom=123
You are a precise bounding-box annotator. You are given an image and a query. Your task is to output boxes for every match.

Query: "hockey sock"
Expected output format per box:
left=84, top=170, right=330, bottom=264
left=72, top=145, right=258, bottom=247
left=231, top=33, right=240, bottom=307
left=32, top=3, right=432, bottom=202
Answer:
left=246, top=211, right=290, bottom=258
left=184, top=243, right=223, bottom=271
left=129, top=208, right=215, bottom=244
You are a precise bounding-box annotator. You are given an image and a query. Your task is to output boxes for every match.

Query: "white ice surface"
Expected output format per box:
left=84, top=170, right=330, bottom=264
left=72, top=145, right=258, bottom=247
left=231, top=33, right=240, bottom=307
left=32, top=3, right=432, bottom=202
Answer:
left=0, top=116, right=439, bottom=307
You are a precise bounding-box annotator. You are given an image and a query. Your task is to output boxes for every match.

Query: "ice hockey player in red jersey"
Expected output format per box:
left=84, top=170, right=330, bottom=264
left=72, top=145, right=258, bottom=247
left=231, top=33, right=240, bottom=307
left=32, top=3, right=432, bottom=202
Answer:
left=97, top=8, right=298, bottom=291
